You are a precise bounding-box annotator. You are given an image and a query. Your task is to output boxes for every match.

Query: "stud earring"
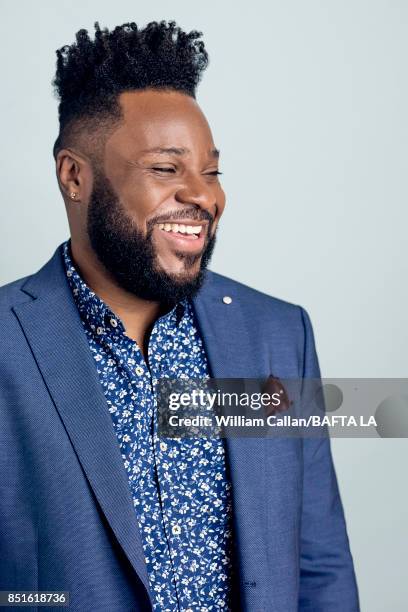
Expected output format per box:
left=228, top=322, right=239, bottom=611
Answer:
left=70, top=192, right=78, bottom=201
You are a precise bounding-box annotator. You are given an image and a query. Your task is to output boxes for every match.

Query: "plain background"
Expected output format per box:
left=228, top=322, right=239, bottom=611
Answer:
left=0, top=1, right=406, bottom=609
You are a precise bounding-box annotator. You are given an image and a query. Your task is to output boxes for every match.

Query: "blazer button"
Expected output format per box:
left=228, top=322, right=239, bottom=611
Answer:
left=222, top=296, right=232, bottom=304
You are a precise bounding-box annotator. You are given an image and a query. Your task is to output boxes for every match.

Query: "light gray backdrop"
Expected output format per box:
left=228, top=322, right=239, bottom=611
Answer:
left=0, top=1, right=406, bottom=610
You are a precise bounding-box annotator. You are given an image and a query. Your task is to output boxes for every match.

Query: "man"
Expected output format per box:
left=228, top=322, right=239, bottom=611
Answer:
left=0, top=20, right=359, bottom=612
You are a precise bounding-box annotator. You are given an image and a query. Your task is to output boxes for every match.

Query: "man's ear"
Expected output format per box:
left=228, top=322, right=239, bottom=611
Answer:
left=56, top=148, right=93, bottom=204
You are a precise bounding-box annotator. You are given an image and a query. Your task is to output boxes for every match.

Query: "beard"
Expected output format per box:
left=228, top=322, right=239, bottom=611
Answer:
left=86, top=170, right=216, bottom=305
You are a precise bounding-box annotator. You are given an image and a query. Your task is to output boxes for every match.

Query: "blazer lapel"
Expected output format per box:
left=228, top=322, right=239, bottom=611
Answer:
left=193, top=277, right=272, bottom=610
left=13, top=247, right=151, bottom=596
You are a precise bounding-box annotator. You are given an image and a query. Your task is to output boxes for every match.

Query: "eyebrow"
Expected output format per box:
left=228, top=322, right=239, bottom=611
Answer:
left=140, top=146, right=220, bottom=159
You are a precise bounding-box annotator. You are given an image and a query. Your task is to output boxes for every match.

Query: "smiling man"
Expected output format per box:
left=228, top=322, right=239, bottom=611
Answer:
left=0, top=21, right=359, bottom=612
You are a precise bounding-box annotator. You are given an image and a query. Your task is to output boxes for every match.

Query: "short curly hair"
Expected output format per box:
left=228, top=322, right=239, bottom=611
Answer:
left=52, top=20, right=209, bottom=158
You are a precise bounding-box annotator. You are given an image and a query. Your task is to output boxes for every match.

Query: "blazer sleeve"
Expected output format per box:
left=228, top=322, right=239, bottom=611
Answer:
left=298, top=307, right=360, bottom=611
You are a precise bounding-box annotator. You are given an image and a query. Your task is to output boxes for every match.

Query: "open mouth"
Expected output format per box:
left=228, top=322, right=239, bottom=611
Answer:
left=156, top=222, right=204, bottom=241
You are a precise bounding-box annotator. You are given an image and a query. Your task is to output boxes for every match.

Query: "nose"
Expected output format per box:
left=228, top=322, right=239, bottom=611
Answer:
left=175, top=173, right=218, bottom=215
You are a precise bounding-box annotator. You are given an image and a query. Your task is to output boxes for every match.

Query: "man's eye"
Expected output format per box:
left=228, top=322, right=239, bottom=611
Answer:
left=206, top=171, right=223, bottom=176
left=152, top=167, right=176, bottom=173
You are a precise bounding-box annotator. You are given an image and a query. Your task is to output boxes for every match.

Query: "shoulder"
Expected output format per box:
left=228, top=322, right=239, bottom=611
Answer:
left=0, top=275, right=33, bottom=310
left=205, top=269, right=308, bottom=326
left=201, top=270, right=319, bottom=378
left=0, top=275, right=36, bottom=359
left=0, top=244, right=64, bottom=313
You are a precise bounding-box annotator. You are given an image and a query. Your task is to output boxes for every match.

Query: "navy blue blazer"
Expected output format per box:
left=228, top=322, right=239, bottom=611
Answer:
left=0, top=244, right=359, bottom=611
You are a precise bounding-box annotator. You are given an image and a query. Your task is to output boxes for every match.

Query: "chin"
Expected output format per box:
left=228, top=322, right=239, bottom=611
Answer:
left=158, top=258, right=202, bottom=280
left=165, top=267, right=201, bottom=284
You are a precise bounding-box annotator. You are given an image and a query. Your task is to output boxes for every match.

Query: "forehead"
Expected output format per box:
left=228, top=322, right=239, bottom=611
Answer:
left=105, top=89, right=215, bottom=157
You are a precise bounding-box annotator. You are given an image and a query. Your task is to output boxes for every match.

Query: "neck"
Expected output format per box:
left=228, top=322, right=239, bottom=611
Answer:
left=70, top=239, right=163, bottom=352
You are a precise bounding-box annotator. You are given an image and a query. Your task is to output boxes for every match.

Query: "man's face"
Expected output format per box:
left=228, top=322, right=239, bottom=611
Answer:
left=86, top=89, right=225, bottom=303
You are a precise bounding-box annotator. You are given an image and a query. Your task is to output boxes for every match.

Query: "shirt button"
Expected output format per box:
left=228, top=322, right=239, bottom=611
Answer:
left=172, top=525, right=181, bottom=536
left=222, top=295, right=232, bottom=304
left=160, top=442, right=167, bottom=451
left=135, top=365, right=144, bottom=376
left=110, top=318, right=118, bottom=328
left=96, top=326, right=104, bottom=335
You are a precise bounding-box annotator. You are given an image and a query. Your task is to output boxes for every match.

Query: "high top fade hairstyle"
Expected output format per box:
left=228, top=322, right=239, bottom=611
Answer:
left=52, top=20, right=209, bottom=160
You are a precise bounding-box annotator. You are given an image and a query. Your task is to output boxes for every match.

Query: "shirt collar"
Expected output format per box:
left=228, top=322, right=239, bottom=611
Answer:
left=62, top=239, right=189, bottom=337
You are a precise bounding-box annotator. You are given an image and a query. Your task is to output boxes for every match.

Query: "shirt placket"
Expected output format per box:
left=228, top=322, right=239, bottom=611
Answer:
left=150, top=313, right=206, bottom=611
left=147, top=314, right=192, bottom=610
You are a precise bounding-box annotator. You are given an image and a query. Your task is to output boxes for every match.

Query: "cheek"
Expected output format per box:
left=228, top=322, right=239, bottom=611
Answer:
left=118, top=181, right=168, bottom=227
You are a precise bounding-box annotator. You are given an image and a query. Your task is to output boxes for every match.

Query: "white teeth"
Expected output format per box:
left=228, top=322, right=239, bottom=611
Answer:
left=157, top=222, right=202, bottom=235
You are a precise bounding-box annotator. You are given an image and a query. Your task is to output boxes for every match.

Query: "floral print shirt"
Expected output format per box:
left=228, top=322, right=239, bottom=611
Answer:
left=62, top=241, right=233, bottom=611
